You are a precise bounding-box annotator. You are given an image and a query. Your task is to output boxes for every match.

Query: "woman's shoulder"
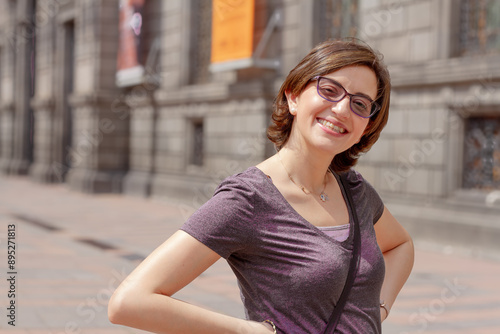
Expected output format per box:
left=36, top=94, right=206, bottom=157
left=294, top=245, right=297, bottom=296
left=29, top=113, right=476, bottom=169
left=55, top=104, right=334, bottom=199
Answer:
left=340, top=168, right=366, bottom=186
left=340, top=169, right=379, bottom=197
left=341, top=169, right=385, bottom=221
left=220, top=166, right=267, bottom=185
left=215, top=166, right=270, bottom=195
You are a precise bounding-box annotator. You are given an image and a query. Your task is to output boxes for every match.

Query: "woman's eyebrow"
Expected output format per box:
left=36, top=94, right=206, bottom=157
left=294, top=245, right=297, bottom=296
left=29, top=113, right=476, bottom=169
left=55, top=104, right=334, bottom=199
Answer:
left=353, top=91, right=375, bottom=102
left=325, top=77, right=376, bottom=101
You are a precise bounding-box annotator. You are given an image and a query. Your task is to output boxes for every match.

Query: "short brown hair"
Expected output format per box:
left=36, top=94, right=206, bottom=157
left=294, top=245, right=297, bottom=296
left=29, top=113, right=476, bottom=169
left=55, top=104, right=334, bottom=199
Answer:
left=267, top=38, right=391, bottom=172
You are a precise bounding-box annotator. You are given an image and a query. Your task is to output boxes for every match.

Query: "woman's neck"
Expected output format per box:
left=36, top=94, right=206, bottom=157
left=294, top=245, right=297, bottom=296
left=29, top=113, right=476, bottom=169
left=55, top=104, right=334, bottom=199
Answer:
left=277, top=146, right=333, bottom=194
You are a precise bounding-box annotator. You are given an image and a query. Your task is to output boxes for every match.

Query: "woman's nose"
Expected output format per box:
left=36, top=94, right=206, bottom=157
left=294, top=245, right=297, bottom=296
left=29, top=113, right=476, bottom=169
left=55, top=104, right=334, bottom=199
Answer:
left=330, top=97, right=352, bottom=118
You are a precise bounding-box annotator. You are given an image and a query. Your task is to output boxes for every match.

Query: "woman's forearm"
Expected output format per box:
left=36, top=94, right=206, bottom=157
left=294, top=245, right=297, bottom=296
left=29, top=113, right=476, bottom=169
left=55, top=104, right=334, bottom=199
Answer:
left=108, top=231, right=271, bottom=333
left=380, top=238, right=415, bottom=318
left=109, top=290, right=270, bottom=334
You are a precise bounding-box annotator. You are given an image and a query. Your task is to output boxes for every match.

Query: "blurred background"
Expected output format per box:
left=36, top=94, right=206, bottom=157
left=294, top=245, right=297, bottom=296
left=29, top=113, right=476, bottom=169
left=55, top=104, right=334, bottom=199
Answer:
left=0, top=0, right=500, bottom=333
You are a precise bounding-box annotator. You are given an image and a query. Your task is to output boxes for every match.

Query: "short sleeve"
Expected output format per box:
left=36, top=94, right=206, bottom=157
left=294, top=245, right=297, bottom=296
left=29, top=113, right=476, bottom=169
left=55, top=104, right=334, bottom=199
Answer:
left=180, top=175, right=255, bottom=259
left=364, top=178, right=385, bottom=224
left=345, top=169, right=385, bottom=224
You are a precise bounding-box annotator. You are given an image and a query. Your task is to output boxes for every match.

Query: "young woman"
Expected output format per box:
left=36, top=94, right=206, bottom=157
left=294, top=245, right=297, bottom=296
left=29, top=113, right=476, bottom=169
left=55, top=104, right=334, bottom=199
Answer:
left=108, top=39, right=414, bottom=333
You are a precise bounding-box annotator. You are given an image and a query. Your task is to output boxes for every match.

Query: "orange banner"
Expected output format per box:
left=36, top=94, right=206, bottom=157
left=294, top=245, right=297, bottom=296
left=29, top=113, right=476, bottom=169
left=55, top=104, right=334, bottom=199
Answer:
left=211, top=0, right=255, bottom=64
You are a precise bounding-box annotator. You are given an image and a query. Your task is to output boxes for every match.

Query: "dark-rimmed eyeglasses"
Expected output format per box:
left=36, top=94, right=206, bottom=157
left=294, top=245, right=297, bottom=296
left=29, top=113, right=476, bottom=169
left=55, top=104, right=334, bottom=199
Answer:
left=312, top=76, right=380, bottom=118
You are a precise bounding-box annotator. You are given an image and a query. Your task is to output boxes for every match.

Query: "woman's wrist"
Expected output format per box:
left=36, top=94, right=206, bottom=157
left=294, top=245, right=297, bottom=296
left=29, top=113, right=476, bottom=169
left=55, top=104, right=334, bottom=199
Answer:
left=380, top=300, right=389, bottom=321
left=262, top=319, right=277, bottom=333
left=240, top=320, right=275, bottom=334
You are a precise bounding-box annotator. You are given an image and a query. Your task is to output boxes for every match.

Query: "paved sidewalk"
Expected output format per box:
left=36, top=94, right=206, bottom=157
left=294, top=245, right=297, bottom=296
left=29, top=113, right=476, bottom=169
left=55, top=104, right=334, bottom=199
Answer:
left=0, top=175, right=499, bottom=333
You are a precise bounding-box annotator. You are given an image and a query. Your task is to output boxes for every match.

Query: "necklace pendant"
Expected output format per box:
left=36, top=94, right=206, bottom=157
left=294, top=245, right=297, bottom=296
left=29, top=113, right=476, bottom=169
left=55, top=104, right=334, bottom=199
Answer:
left=320, top=192, right=328, bottom=202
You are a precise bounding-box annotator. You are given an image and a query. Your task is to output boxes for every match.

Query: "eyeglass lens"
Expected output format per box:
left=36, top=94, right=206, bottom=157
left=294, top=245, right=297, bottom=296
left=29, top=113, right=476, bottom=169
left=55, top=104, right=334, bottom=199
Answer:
left=316, top=77, right=376, bottom=118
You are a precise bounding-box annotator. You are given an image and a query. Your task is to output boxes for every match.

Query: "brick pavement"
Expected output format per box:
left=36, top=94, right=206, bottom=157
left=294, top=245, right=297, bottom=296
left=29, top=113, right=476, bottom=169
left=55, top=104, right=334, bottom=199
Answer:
left=0, top=175, right=499, bottom=333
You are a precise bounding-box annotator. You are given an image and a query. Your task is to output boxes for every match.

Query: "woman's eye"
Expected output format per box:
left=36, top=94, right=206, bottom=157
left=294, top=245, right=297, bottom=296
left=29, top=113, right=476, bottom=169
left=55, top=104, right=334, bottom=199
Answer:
left=353, top=99, right=369, bottom=110
left=322, top=85, right=340, bottom=95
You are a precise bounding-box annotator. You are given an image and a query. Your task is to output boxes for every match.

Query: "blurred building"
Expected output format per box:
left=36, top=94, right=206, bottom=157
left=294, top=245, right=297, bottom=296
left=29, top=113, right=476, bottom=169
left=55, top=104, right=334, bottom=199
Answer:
left=1, top=0, right=499, bottom=254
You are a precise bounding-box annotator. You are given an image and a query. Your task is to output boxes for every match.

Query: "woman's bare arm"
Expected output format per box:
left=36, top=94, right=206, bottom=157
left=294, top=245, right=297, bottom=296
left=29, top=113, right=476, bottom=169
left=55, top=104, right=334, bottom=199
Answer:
left=374, top=206, right=415, bottom=321
left=108, top=230, right=272, bottom=334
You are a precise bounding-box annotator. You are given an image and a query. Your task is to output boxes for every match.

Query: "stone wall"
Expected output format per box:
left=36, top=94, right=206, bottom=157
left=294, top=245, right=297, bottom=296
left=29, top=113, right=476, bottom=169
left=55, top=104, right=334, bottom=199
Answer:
left=355, top=0, right=500, bottom=255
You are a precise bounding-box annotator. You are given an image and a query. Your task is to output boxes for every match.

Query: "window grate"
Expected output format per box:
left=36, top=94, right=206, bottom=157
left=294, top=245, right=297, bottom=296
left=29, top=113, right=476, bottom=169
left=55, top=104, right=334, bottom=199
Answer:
left=460, top=0, right=500, bottom=56
left=463, top=117, right=500, bottom=190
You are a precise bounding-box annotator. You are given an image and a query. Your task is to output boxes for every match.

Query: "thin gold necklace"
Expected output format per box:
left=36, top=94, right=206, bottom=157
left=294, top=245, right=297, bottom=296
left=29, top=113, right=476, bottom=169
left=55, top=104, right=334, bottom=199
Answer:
left=277, top=152, right=330, bottom=202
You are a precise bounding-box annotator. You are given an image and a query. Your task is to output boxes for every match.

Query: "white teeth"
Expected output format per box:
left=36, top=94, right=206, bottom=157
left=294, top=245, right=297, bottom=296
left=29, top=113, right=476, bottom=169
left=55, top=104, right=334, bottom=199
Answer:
left=318, top=119, right=346, bottom=134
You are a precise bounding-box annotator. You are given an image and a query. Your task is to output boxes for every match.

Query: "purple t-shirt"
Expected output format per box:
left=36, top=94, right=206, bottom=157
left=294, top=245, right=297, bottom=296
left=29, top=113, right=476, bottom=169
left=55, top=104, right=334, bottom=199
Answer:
left=181, top=167, right=385, bottom=333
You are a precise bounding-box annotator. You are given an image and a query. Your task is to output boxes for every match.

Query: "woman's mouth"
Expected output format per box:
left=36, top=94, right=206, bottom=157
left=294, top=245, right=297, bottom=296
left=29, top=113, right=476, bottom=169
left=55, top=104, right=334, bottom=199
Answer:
left=317, top=119, right=347, bottom=134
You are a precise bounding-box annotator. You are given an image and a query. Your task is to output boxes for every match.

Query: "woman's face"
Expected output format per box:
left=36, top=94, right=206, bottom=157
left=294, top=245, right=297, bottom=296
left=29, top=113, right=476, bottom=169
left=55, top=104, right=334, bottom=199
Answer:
left=286, top=65, right=378, bottom=156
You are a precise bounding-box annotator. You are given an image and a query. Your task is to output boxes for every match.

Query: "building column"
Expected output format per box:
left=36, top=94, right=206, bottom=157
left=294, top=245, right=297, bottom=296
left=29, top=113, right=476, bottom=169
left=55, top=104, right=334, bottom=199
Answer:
left=65, top=92, right=129, bottom=193
left=29, top=98, right=58, bottom=182
left=0, top=0, right=16, bottom=174
left=30, top=4, right=75, bottom=183
left=122, top=93, right=157, bottom=197
left=0, top=104, right=15, bottom=173
left=64, top=0, right=128, bottom=193
left=9, top=0, right=35, bottom=175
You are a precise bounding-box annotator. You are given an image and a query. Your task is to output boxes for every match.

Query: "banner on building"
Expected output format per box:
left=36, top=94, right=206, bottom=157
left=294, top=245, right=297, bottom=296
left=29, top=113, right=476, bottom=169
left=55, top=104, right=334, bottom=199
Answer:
left=211, top=0, right=255, bottom=65
left=116, top=0, right=146, bottom=87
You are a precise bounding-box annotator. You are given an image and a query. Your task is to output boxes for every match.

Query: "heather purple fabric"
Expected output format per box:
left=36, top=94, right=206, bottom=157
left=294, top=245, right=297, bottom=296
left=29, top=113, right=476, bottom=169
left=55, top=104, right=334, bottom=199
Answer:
left=181, top=167, right=385, bottom=333
left=319, top=224, right=349, bottom=242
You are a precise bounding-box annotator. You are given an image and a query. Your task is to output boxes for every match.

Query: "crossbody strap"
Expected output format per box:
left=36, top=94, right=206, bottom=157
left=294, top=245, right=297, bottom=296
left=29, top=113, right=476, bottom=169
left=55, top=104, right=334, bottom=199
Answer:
left=322, top=172, right=362, bottom=334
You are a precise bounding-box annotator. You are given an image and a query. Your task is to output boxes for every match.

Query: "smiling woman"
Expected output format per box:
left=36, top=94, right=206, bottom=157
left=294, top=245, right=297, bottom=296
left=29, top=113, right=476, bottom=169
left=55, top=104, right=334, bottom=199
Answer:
left=268, top=39, right=391, bottom=173
left=284, top=65, right=377, bottom=162
left=108, top=39, right=414, bottom=334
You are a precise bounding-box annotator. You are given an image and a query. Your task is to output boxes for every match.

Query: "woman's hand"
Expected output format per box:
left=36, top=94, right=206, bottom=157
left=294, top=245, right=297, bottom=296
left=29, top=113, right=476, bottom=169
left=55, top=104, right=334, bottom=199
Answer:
left=380, top=306, right=388, bottom=322
left=261, top=320, right=276, bottom=333
left=254, top=321, right=276, bottom=333
left=109, top=230, right=262, bottom=334
left=236, top=321, right=275, bottom=334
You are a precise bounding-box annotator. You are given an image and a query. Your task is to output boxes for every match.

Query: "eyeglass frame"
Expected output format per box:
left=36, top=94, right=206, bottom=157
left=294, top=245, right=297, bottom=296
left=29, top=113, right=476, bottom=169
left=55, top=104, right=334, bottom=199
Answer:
left=311, top=76, right=381, bottom=118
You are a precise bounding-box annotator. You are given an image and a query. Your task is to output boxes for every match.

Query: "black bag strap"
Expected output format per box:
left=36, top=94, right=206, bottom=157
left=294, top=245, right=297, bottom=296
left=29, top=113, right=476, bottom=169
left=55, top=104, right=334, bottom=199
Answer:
left=322, top=172, right=362, bottom=334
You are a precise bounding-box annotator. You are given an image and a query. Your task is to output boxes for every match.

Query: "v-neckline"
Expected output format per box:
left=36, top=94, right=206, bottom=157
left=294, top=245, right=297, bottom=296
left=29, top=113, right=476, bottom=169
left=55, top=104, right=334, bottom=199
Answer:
left=251, top=166, right=354, bottom=246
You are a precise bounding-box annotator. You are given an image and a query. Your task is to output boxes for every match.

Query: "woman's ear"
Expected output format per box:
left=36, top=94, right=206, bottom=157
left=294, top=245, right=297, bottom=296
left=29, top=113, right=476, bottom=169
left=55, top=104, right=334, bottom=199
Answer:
left=285, top=90, right=299, bottom=115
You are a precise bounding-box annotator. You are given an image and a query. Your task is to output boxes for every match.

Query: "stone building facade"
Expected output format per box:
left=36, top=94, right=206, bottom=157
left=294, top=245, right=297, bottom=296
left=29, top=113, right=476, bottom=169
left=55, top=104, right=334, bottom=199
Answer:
left=1, top=0, right=499, bottom=254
